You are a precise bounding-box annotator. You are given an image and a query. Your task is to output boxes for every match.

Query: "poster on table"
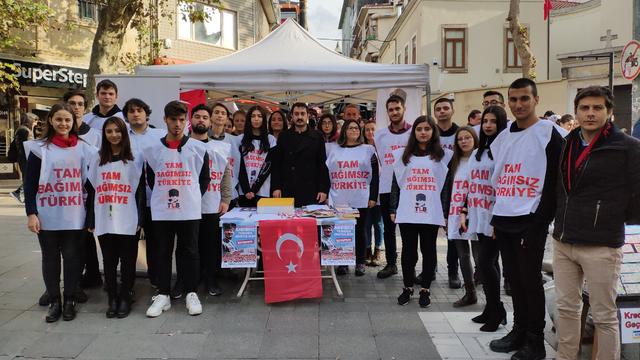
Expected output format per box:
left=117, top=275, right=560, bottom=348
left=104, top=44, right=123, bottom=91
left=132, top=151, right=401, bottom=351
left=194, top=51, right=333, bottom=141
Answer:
left=220, top=221, right=258, bottom=268
left=375, top=87, right=421, bottom=129
left=620, top=308, right=640, bottom=343
left=319, top=219, right=356, bottom=266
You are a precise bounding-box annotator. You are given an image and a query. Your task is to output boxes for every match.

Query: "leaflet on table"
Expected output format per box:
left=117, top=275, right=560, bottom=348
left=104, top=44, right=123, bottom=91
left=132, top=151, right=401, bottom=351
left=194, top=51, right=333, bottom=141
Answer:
left=221, top=221, right=258, bottom=268
left=319, top=219, right=355, bottom=266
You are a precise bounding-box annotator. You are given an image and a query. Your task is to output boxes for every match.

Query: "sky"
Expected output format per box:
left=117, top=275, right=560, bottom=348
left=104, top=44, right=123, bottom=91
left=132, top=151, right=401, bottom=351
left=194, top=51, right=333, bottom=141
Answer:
left=306, top=0, right=344, bottom=52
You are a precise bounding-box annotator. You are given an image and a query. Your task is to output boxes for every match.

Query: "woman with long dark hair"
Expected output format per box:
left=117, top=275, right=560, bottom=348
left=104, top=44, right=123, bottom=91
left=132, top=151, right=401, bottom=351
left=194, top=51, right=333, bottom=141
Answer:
left=444, top=126, right=479, bottom=308
left=390, top=115, right=452, bottom=308
left=268, top=110, right=286, bottom=140
left=460, top=106, right=509, bottom=331
left=326, top=120, right=379, bottom=276
left=319, top=113, right=339, bottom=143
left=24, top=103, right=97, bottom=322
left=237, top=106, right=276, bottom=207
left=86, top=117, right=145, bottom=318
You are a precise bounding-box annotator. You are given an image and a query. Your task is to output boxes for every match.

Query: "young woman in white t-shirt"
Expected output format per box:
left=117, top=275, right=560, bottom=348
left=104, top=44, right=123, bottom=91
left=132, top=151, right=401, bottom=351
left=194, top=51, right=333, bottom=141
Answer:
left=326, top=119, right=379, bottom=276
left=390, top=116, right=453, bottom=308
left=460, top=106, right=509, bottom=332
left=86, top=117, right=145, bottom=319
left=444, top=127, right=479, bottom=308
left=24, top=103, right=96, bottom=322
left=237, top=106, right=276, bottom=207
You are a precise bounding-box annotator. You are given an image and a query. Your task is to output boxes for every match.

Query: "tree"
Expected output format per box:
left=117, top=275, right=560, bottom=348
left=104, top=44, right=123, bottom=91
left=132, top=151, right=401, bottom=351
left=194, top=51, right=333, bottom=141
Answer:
left=0, top=1, right=52, bottom=92
left=507, top=0, right=537, bottom=80
left=85, top=0, right=220, bottom=108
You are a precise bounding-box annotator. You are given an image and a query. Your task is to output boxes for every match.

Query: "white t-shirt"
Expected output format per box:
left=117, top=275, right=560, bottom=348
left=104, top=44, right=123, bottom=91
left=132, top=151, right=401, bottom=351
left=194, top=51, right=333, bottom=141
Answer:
left=326, top=144, right=375, bottom=209
left=446, top=157, right=476, bottom=240
left=374, top=127, right=410, bottom=194
left=129, top=126, right=167, bottom=207
left=490, top=120, right=554, bottom=217
left=393, top=148, right=453, bottom=225
left=27, top=140, right=96, bottom=231
left=83, top=111, right=125, bottom=131
left=87, top=154, right=143, bottom=236
left=236, top=134, right=276, bottom=197
left=201, top=140, right=229, bottom=214
left=143, top=138, right=207, bottom=221
left=466, top=149, right=496, bottom=238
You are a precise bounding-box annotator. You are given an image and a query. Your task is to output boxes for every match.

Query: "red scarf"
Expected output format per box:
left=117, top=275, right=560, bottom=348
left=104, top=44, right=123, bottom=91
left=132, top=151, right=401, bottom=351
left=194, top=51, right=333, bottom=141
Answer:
left=51, top=134, right=78, bottom=148
left=567, top=121, right=611, bottom=191
left=166, top=139, right=181, bottom=149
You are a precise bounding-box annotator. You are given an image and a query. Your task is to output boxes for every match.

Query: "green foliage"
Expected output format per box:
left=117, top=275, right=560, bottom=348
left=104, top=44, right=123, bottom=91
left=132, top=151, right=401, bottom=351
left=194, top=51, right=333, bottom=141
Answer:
left=0, top=0, right=52, bottom=92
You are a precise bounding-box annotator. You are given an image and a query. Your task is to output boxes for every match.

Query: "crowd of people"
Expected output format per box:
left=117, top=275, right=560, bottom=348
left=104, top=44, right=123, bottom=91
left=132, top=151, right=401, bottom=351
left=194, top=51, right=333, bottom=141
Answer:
left=13, top=76, right=640, bottom=360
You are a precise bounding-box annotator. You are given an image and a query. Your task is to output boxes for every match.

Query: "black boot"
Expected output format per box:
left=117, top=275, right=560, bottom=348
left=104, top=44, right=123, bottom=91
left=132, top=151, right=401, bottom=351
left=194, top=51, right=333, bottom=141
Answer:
left=448, top=272, right=462, bottom=289
left=106, top=293, right=117, bottom=318
left=480, top=302, right=507, bottom=332
left=489, top=324, right=525, bottom=353
left=472, top=307, right=489, bottom=324
left=45, top=299, right=62, bottom=323
left=38, top=290, right=50, bottom=306
left=62, top=298, right=76, bottom=321
left=377, top=264, right=398, bottom=279
left=510, top=332, right=546, bottom=360
left=117, top=291, right=132, bottom=319
left=453, top=284, right=477, bottom=307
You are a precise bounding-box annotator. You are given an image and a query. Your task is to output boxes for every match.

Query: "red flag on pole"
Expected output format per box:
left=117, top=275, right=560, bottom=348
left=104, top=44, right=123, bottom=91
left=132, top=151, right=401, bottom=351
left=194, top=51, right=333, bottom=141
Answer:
left=543, top=0, right=552, bottom=20
left=260, top=218, right=323, bottom=303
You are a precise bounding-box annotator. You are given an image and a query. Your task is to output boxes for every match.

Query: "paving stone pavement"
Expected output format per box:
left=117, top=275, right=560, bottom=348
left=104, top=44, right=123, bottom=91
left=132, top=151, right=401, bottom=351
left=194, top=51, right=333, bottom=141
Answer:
left=0, top=181, right=609, bottom=359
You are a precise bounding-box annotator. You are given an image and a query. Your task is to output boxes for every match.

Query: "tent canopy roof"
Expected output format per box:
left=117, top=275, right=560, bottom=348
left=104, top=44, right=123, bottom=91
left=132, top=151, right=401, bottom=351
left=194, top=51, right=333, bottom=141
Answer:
left=135, top=19, right=428, bottom=102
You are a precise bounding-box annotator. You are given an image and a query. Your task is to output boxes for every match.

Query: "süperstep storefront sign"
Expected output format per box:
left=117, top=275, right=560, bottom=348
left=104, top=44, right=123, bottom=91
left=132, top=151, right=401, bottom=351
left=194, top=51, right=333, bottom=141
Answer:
left=1, top=59, right=88, bottom=89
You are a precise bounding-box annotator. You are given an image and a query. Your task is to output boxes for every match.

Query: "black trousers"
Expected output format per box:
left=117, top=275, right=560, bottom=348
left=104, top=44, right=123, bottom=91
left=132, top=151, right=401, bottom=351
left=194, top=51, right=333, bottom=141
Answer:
left=453, top=239, right=479, bottom=287
left=355, top=208, right=369, bottom=265
left=198, top=213, right=222, bottom=283
left=477, top=234, right=501, bottom=310
left=97, top=233, right=138, bottom=296
left=142, top=207, right=157, bottom=285
left=379, top=193, right=397, bottom=265
left=82, top=230, right=100, bottom=278
left=154, top=220, right=200, bottom=295
left=399, top=223, right=439, bottom=289
left=38, top=230, right=85, bottom=301
left=496, top=226, right=547, bottom=335
left=446, top=239, right=460, bottom=275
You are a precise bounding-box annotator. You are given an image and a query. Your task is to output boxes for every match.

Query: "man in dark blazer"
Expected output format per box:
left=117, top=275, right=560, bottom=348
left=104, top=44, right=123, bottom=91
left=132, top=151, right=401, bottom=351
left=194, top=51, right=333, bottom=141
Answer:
left=271, top=102, right=329, bottom=207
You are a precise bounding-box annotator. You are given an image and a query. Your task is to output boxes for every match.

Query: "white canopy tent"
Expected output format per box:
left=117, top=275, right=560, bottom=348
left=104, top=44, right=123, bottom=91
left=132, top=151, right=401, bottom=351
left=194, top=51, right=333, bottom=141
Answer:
left=136, top=19, right=429, bottom=106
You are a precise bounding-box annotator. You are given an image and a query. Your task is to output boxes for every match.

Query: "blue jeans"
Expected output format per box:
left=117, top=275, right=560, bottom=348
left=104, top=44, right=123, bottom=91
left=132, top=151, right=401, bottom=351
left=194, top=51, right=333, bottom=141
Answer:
left=365, top=205, right=384, bottom=250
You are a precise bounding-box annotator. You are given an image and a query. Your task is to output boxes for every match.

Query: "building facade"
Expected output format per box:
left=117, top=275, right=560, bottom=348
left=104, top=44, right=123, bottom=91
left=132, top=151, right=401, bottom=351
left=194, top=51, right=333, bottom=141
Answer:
left=0, top=0, right=279, bottom=176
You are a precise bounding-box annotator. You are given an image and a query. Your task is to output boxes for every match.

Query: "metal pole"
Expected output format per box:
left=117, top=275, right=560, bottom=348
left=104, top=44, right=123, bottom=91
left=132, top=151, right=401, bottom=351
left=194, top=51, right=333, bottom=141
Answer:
left=547, top=17, right=550, bottom=80
left=633, top=0, right=640, bottom=125
left=609, top=52, right=614, bottom=91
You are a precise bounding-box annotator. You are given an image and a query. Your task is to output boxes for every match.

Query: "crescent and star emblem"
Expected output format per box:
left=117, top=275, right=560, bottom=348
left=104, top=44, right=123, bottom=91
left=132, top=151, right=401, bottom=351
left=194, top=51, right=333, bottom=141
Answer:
left=275, top=233, right=304, bottom=273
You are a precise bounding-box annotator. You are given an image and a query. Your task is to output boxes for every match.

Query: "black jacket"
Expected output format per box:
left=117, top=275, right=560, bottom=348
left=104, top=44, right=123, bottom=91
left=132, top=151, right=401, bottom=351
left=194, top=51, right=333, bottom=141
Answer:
left=271, top=127, right=329, bottom=207
left=553, top=123, right=640, bottom=248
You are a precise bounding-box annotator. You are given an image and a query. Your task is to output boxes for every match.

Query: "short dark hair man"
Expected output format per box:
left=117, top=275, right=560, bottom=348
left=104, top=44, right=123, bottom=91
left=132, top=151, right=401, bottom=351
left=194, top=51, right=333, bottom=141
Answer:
left=83, top=79, right=124, bottom=130
left=271, top=102, right=329, bottom=207
left=553, top=86, right=640, bottom=360
left=482, top=90, right=505, bottom=109
left=63, top=90, right=101, bottom=148
left=374, top=94, right=412, bottom=279
left=143, top=100, right=210, bottom=318
left=488, top=78, right=564, bottom=359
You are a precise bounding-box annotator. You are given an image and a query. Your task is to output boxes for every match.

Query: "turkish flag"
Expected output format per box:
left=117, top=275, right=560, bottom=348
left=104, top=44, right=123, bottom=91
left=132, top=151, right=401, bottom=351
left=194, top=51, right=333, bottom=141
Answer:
left=260, top=218, right=323, bottom=303
left=543, top=0, right=552, bottom=20
left=179, top=89, right=206, bottom=131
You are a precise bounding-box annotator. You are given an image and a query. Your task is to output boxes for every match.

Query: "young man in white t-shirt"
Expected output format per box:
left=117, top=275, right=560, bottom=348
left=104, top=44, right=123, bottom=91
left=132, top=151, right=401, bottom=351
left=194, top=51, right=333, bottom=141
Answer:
left=374, top=95, right=412, bottom=279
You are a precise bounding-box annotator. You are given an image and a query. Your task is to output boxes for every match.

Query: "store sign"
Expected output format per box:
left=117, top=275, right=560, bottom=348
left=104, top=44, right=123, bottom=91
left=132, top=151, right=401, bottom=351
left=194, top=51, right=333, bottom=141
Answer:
left=620, top=308, right=640, bottom=343
left=0, top=59, right=88, bottom=89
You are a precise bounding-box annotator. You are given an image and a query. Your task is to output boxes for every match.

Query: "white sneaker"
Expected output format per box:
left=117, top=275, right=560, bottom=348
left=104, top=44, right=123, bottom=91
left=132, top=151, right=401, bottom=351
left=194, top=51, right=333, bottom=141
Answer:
left=146, top=294, right=170, bottom=317
left=185, top=292, right=202, bottom=316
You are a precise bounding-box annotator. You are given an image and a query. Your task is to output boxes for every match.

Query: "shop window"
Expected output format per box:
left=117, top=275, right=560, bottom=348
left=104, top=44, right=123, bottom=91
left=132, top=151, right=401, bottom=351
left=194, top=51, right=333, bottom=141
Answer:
left=443, top=26, right=467, bottom=71
left=177, top=3, right=237, bottom=50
